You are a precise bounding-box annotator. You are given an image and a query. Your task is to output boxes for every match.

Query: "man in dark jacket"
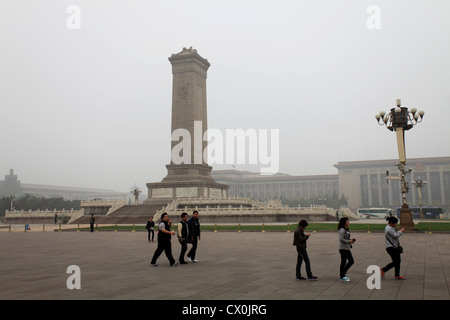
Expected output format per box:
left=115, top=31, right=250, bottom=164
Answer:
left=89, top=214, right=95, bottom=232
left=293, top=220, right=318, bottom=280
left=146, top=217, right=155, bottom=242
left=177, top=212, right=190, bottom=264
left=150, top=213, right=177, bottom=267
left=187, top=210, right=200, bottom=262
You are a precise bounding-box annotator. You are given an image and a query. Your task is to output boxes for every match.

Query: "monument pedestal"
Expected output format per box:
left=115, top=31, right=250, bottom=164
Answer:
left=144, top=163, right=229, bottom=206
left=399, top=204, right=415, bottom=231
left=162, top=164, right=216, bottom=183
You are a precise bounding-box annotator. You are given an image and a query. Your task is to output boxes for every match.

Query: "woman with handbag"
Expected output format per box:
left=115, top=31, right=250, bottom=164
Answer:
left=338, top=217, right=355, bottom=282
left=381, top=216, right=405, bottom=280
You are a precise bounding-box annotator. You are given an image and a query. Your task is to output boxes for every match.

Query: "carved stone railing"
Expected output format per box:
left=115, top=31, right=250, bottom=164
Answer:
left=151, top=197, right=356, bottom=223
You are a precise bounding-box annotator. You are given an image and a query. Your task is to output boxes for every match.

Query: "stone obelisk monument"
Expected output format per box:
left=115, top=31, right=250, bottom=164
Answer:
left=144, top=47, right=228, bottom=207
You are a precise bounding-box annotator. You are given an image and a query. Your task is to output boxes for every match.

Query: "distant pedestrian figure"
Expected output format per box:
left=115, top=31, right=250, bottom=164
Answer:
left=150, top=213, right=177, bottom=267
left=338, top=217, right=355, bottom=282
left=146, top=217, right=155, bottom=242
left=381, top=216, right=405, bottom=280
left=187, top=210, right=200, bottom=262
left=90, top=214, right=95, bottom=232
left=293, top=219, right=318, bottom=280
left=54, top=213, right=58, bottom=224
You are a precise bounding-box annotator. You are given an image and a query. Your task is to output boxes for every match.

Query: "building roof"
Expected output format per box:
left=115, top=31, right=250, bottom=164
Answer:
left=212, top=169, right=337, bottom=183
left=333, top=156, right=450, bottom=169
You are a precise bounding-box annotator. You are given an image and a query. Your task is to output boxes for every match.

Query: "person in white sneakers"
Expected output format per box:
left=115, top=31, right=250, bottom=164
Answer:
left=338, top=217, right=355, bottom=282
left=187, top=210, right=200, bottom=262
left=177, top=212, right=190, bottom=264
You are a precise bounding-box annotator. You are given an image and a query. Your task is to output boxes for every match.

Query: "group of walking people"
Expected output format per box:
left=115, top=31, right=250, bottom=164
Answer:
left=294, top=216, right=405, bottom=281
left=147, top=210, right=406, bottom=280
left=148, top=210, right=201, bottom=267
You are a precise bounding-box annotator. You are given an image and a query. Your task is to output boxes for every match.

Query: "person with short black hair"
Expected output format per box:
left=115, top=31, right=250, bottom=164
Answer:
left=177, top=212, right=190, bottom=264
left=89, top=214, right=95, bottom=232
left=381, top=216, right=405, bottom=280
left=293, top=219, right=318, bottom=280
left=146, top=216, right=155, bottom=242
left=187, top=210, right=201, bottom=262
left=338, top=217, right=355, bottom=282
left=150, top=213, right=177, bottom=267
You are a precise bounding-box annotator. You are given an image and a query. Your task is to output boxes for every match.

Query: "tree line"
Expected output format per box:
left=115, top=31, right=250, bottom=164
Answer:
left=0, top=194, right=81, bottom=217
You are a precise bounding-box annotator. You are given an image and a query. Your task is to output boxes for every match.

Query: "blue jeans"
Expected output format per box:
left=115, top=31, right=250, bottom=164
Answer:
left=296, top=247, right=312, bottom=278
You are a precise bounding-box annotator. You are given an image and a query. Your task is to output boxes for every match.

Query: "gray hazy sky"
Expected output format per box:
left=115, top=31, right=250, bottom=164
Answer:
left=1, top=0, right=449, bottom=192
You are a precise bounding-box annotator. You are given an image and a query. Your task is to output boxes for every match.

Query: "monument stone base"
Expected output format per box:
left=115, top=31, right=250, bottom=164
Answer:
left=399, top=204, right=415, bottom=231
left=143, top=163, right=229, bottom=207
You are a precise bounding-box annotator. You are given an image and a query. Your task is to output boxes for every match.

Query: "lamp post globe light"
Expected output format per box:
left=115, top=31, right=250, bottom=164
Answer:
left=375, top=99, right=424, bottom=230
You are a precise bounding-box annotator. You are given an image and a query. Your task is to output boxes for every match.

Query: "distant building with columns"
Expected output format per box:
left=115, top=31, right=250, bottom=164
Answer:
left=212, top=170, right=339, bottom=202
left=0, top=169, right=128, bottom=201
left=213, top=156, right=450, bottom=211
left=334, top=157, right=450, bottom=210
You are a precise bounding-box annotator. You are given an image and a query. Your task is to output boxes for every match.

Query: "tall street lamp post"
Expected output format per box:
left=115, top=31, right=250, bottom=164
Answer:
left=412, top=178, right=427, bottom=219
left=131, top=186, right=142, bottom=205
left=375, top=99, right=424, bottom=230
left=8, top=194, right=16, bottom=212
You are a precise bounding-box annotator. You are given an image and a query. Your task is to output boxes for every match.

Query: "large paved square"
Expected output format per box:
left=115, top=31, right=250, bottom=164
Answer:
left=1, top=228, right=449, bottom=300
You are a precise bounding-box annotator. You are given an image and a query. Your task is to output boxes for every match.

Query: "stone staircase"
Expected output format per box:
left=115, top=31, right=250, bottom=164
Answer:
left=68, top=199, right=358, bottom=225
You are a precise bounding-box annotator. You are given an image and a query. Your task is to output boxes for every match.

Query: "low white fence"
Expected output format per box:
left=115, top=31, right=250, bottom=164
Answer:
left=4, top=208, right=83, bottom=224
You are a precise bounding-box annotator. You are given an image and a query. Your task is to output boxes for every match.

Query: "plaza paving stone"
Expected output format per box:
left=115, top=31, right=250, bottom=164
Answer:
left=1, top=226, right=449, bottom=301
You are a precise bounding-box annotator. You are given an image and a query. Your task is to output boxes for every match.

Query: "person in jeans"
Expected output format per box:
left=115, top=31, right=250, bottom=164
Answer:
left=293, top=219, right=318, bottom=280
left=381, top=216, right=405, bottom=280
left=338, top=217, right=355, bottom=282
